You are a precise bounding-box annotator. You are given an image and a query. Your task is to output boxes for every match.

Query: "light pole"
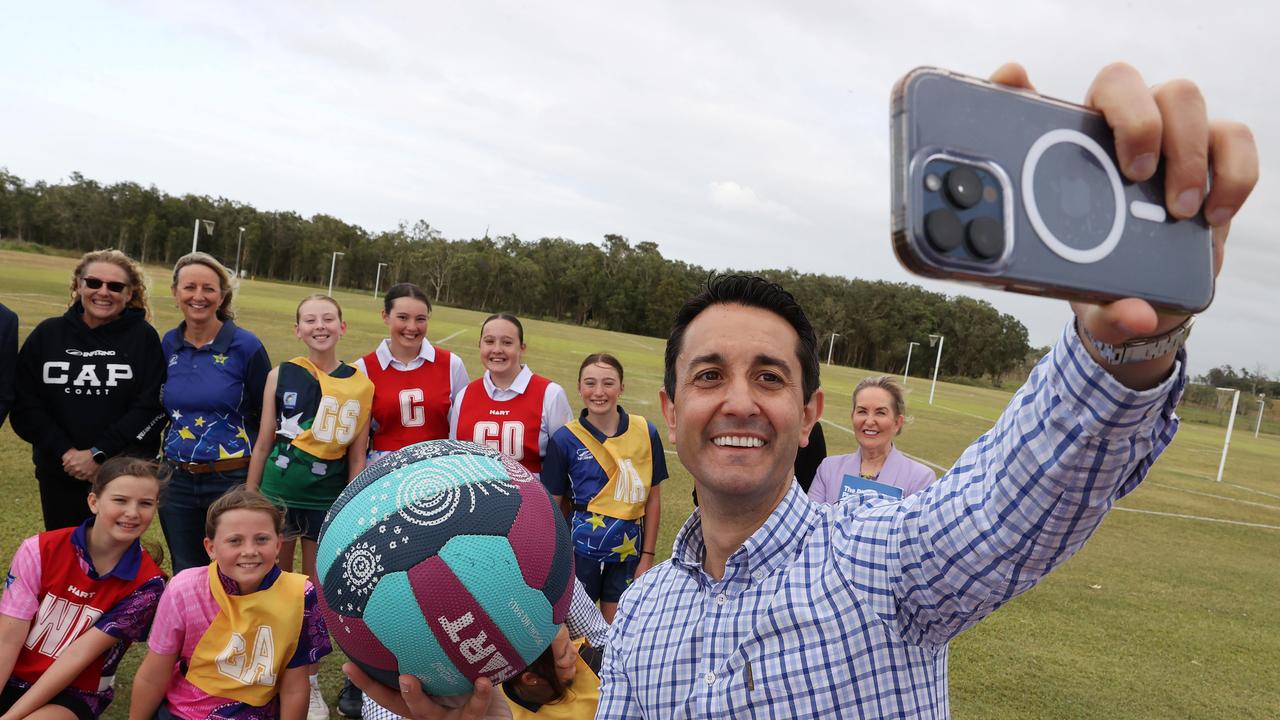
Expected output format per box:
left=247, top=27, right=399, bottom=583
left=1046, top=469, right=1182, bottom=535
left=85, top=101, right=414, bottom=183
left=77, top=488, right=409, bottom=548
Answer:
left=327, top=252, right=345, bottom=296
left=1215, top=387, right=1240, bottom=483
left=1256, top=395, right=1266, bottom=439
left=234, top=227, right=245, bottom=277
left=373, top=262, right=389, bottom=298
left=903, top=341, right=920, bottom=384
left=928, top=334, right=944, bottom=405
left=826, top=333, right=841, bottom=366
left=191, top=219, right=214, bottom=253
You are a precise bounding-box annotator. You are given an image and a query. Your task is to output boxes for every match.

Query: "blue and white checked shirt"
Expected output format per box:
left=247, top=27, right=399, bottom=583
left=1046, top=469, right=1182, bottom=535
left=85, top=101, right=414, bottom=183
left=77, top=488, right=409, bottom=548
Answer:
left=597, top=322, right=1185, bottom=719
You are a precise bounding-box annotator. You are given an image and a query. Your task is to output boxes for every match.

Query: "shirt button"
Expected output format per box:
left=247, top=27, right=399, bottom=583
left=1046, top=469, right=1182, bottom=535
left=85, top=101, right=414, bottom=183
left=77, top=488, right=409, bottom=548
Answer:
left=704, top=672, right=716, bottom=685
left=716, top=593, right=727, bottom=606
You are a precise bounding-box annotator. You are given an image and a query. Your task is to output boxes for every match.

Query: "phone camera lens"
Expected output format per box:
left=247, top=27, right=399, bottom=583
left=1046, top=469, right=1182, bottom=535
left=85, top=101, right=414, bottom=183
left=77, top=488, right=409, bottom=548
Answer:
left=966, top=216, right=1003, bottom=259
left=925, top=208, right=963, bottom=252
left=945, top=167, right=982, bottom=209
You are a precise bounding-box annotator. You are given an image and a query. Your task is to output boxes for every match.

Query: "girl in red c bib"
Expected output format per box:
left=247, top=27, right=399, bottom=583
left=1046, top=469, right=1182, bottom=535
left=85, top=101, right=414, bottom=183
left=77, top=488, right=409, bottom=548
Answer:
left=449, top=313, right=572, bottom=478
left=353, top=284, right=469, bottom=462
left=0, top=457, right=166, bottom=720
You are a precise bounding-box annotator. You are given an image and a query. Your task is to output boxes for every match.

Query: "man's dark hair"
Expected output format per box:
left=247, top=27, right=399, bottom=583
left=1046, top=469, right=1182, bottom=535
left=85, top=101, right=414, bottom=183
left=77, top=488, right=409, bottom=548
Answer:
left=663, top=274, right=820, bottom=403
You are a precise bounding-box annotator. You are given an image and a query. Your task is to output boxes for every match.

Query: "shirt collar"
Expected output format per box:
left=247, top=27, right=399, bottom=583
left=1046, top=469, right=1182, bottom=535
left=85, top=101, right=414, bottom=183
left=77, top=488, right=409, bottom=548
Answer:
left=175, top=319, right=238, bottom=353
left=216, top=563, right=283, bottom=596
left=373, top=337, right=437, bottom=369
left=670, top=482, right=813, bottom=584
left=483, top=365, right=533, bottom=395
left=71, top=518, right=144, bottom=581
left=577, top=405, right=631, bottom=441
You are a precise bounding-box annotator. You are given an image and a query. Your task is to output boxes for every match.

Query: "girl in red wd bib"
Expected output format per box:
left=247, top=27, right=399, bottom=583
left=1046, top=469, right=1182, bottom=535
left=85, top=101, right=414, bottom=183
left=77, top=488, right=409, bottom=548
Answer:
left=128, top=488, right=331, bottom=720
left=449, top=313, right=572, bottom=479
left=0, top=457, right=167, bottom=720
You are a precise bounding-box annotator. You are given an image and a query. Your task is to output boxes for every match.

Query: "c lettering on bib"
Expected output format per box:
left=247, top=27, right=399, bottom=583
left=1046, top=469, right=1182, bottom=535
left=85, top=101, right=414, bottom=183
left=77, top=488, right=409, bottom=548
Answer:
left=399, top=388, right=426, bottom=427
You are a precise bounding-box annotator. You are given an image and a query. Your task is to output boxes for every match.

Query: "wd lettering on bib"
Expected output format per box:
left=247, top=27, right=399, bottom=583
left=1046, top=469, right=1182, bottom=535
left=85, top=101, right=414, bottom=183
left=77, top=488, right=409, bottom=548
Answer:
left=26, top=595, right=104, bottom=657
left=215, top=626, right=278, bottom=686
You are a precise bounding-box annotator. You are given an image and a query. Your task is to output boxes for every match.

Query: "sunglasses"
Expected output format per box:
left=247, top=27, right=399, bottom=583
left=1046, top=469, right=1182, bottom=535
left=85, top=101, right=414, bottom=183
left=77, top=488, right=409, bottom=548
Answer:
left=81, top=277, right=129, bottom=294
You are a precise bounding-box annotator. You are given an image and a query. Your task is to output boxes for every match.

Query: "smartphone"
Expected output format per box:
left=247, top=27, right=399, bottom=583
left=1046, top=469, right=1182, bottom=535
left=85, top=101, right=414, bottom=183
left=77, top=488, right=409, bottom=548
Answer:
left=890, top=67, right=1214, bottom=313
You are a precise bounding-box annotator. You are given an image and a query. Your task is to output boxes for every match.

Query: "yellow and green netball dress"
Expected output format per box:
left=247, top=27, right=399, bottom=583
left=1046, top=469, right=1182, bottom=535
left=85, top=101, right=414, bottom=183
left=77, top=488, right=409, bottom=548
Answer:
left=259, top=357, right=374, bottom=510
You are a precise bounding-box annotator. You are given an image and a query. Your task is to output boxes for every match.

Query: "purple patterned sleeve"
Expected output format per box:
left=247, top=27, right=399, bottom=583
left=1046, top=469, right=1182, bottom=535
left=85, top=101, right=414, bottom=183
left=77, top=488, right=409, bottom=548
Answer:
left=288, top=581, right=332, bottom=668
left=94, top=576, right=166, bottom=641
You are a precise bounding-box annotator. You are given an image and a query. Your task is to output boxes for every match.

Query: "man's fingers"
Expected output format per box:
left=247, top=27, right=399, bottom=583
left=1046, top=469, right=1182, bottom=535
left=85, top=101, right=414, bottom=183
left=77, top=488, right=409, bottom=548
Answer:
left=1204, top=120, right=1259, bottom=230
left=1086, top=63, right=1162, bottom=182
left=1152, top=79, right=1210, bottom=219
left=989, top=62, right=1034, bottom=91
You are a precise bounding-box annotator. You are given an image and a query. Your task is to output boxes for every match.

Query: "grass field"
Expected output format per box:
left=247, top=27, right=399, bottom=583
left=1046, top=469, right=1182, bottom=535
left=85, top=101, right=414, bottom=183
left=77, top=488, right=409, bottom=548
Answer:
left=1, top=249, right=1277, bottom=719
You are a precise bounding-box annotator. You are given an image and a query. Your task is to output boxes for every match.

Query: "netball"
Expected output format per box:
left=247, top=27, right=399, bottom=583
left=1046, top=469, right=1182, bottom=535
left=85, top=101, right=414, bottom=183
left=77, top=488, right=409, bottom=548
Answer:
left=315, top=440, right=575, bottom=695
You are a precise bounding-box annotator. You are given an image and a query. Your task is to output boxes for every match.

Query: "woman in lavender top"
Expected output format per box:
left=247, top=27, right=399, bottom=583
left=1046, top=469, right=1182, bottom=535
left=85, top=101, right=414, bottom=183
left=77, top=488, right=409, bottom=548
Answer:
left=809, top=376, right=936, bottom=503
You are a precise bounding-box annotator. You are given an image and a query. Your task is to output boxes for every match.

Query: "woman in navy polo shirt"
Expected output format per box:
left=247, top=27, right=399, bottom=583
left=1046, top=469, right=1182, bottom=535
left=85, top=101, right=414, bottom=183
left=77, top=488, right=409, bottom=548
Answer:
left=158, top=252, right=271, bottom=573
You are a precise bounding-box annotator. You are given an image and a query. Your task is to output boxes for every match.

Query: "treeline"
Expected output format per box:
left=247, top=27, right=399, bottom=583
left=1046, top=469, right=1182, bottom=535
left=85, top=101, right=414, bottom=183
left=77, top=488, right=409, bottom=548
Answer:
left=0, top=169, right=1031, bottom=381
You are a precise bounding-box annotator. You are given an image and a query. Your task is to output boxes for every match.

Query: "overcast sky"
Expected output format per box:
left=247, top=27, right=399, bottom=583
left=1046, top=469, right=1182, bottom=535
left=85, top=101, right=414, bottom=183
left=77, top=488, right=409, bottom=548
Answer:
left=4, top=1, right=1275, bottom=377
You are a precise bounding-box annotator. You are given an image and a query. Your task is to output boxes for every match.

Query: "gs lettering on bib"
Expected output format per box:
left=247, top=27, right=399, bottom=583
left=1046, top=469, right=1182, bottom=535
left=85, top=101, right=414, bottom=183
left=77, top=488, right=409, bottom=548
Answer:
left=276, top=357, right=374, bottom=461
left=185, top=563, right=306, bottom=705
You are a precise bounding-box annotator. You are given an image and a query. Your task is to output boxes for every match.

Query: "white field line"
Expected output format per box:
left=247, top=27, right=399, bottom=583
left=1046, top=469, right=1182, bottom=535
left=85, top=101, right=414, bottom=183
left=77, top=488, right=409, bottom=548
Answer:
left=931, top=404, right=998, bottom=423
left=1223, top=482, right=1280, bottom=501
left=1146, top=482, right=1280, bottom=512
left=434, top=329, right=467, bottom=345
left=819, top=418, right=949, bottom=473
left=1113, top=507, right=1280, bottom=531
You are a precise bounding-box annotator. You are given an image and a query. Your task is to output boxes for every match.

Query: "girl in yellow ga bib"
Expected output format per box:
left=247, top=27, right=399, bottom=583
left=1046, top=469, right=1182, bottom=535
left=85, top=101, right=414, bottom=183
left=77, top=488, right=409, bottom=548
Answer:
left=128, top=488, right=332, bottom=720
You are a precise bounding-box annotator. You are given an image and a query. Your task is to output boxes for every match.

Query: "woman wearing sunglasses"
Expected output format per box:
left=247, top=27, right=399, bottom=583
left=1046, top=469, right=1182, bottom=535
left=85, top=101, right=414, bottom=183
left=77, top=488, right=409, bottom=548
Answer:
left=12, top=249, right=167, bottom=530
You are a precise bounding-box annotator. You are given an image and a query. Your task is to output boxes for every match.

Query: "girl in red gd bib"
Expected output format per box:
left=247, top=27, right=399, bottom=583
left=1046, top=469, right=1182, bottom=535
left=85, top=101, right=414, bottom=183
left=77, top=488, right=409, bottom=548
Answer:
left=449, top=313, right=572, bottom=479
left=0, top=457, right=167, bottom=720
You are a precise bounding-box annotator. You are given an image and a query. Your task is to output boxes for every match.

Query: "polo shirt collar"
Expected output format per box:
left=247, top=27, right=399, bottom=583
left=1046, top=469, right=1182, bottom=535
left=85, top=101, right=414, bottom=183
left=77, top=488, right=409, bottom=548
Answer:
left=175, top=319, right=238, bottom=353
left=72, top=518, right=144, bottom=581
left=483, top=365, right=533, bottom=395
left=216, top=563, right=282, bottom=596
left=373, top=337, right=437, bottom=370
left=670, top=481, right=812, bottom=584
left=577, top=405, right=631, bottom=441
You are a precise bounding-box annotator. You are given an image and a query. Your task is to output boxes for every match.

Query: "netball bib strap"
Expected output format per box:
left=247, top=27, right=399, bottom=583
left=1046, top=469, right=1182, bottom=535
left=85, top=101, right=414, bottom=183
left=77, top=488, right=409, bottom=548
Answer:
left=185, top=563, right=306, bottom=705
left=567, top=417, right=653, bottom=521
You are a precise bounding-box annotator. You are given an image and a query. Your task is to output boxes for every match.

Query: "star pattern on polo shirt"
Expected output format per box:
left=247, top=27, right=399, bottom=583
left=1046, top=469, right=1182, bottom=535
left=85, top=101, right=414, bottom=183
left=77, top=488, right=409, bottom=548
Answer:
left=212, top=354, right=229, bottom=365
left=611, top=533, right=639, bottom=561
left=194, top=416, right=206, bottom=427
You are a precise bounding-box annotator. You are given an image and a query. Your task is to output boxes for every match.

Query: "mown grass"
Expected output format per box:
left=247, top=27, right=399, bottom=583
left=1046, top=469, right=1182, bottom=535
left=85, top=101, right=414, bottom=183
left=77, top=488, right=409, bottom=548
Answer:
left=0, top=249, right=1276, bottom=719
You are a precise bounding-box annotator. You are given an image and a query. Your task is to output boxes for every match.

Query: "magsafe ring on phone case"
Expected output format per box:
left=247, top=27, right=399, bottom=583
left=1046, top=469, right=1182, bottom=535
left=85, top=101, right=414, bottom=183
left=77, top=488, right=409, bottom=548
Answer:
left=1022, top=128, right=1125, bottom=265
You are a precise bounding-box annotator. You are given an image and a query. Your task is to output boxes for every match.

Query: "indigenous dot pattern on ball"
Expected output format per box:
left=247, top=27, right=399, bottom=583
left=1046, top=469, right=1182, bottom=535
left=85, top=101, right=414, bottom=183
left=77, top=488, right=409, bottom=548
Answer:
left=315, top=440, right=574, bottom=696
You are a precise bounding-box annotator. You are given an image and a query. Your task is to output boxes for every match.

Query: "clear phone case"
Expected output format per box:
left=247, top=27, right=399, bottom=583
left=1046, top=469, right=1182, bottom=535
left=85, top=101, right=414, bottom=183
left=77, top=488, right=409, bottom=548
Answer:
left=890, top=67, right=1214, bottom=313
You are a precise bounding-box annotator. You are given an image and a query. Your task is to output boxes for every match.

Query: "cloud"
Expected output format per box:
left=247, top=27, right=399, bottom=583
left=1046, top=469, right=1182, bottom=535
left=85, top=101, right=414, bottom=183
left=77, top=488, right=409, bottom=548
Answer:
left=707, top=181, right=806, bottom=224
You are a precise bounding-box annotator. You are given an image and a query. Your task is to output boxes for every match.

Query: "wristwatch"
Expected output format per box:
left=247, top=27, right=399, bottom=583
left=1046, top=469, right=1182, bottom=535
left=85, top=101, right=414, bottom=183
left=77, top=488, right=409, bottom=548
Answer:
left=90, top=447, right=107, bottom=464
left=1080, top=316, right=1194, bottom=365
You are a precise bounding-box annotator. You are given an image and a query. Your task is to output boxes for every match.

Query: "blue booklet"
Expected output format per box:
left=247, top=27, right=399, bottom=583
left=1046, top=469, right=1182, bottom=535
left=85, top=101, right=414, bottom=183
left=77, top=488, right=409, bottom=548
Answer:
left=839, top=474, right=903, bottom=500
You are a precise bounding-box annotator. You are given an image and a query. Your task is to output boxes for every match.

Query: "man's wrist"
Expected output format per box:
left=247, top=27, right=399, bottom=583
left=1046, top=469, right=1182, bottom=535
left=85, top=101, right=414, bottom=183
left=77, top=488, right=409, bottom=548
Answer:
left=1075, top=319, right=1183, bottom=391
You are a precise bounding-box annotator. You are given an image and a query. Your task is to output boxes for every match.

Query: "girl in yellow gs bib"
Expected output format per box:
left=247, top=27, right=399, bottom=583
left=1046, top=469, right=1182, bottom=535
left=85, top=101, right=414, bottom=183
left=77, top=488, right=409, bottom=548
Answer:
left=128, top=487, right=331, bottom=720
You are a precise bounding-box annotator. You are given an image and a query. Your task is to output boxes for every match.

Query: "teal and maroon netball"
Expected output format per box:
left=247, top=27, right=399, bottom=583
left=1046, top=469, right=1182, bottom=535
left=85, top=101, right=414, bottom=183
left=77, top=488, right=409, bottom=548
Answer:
left=315, top=440, right=574, bottom=695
